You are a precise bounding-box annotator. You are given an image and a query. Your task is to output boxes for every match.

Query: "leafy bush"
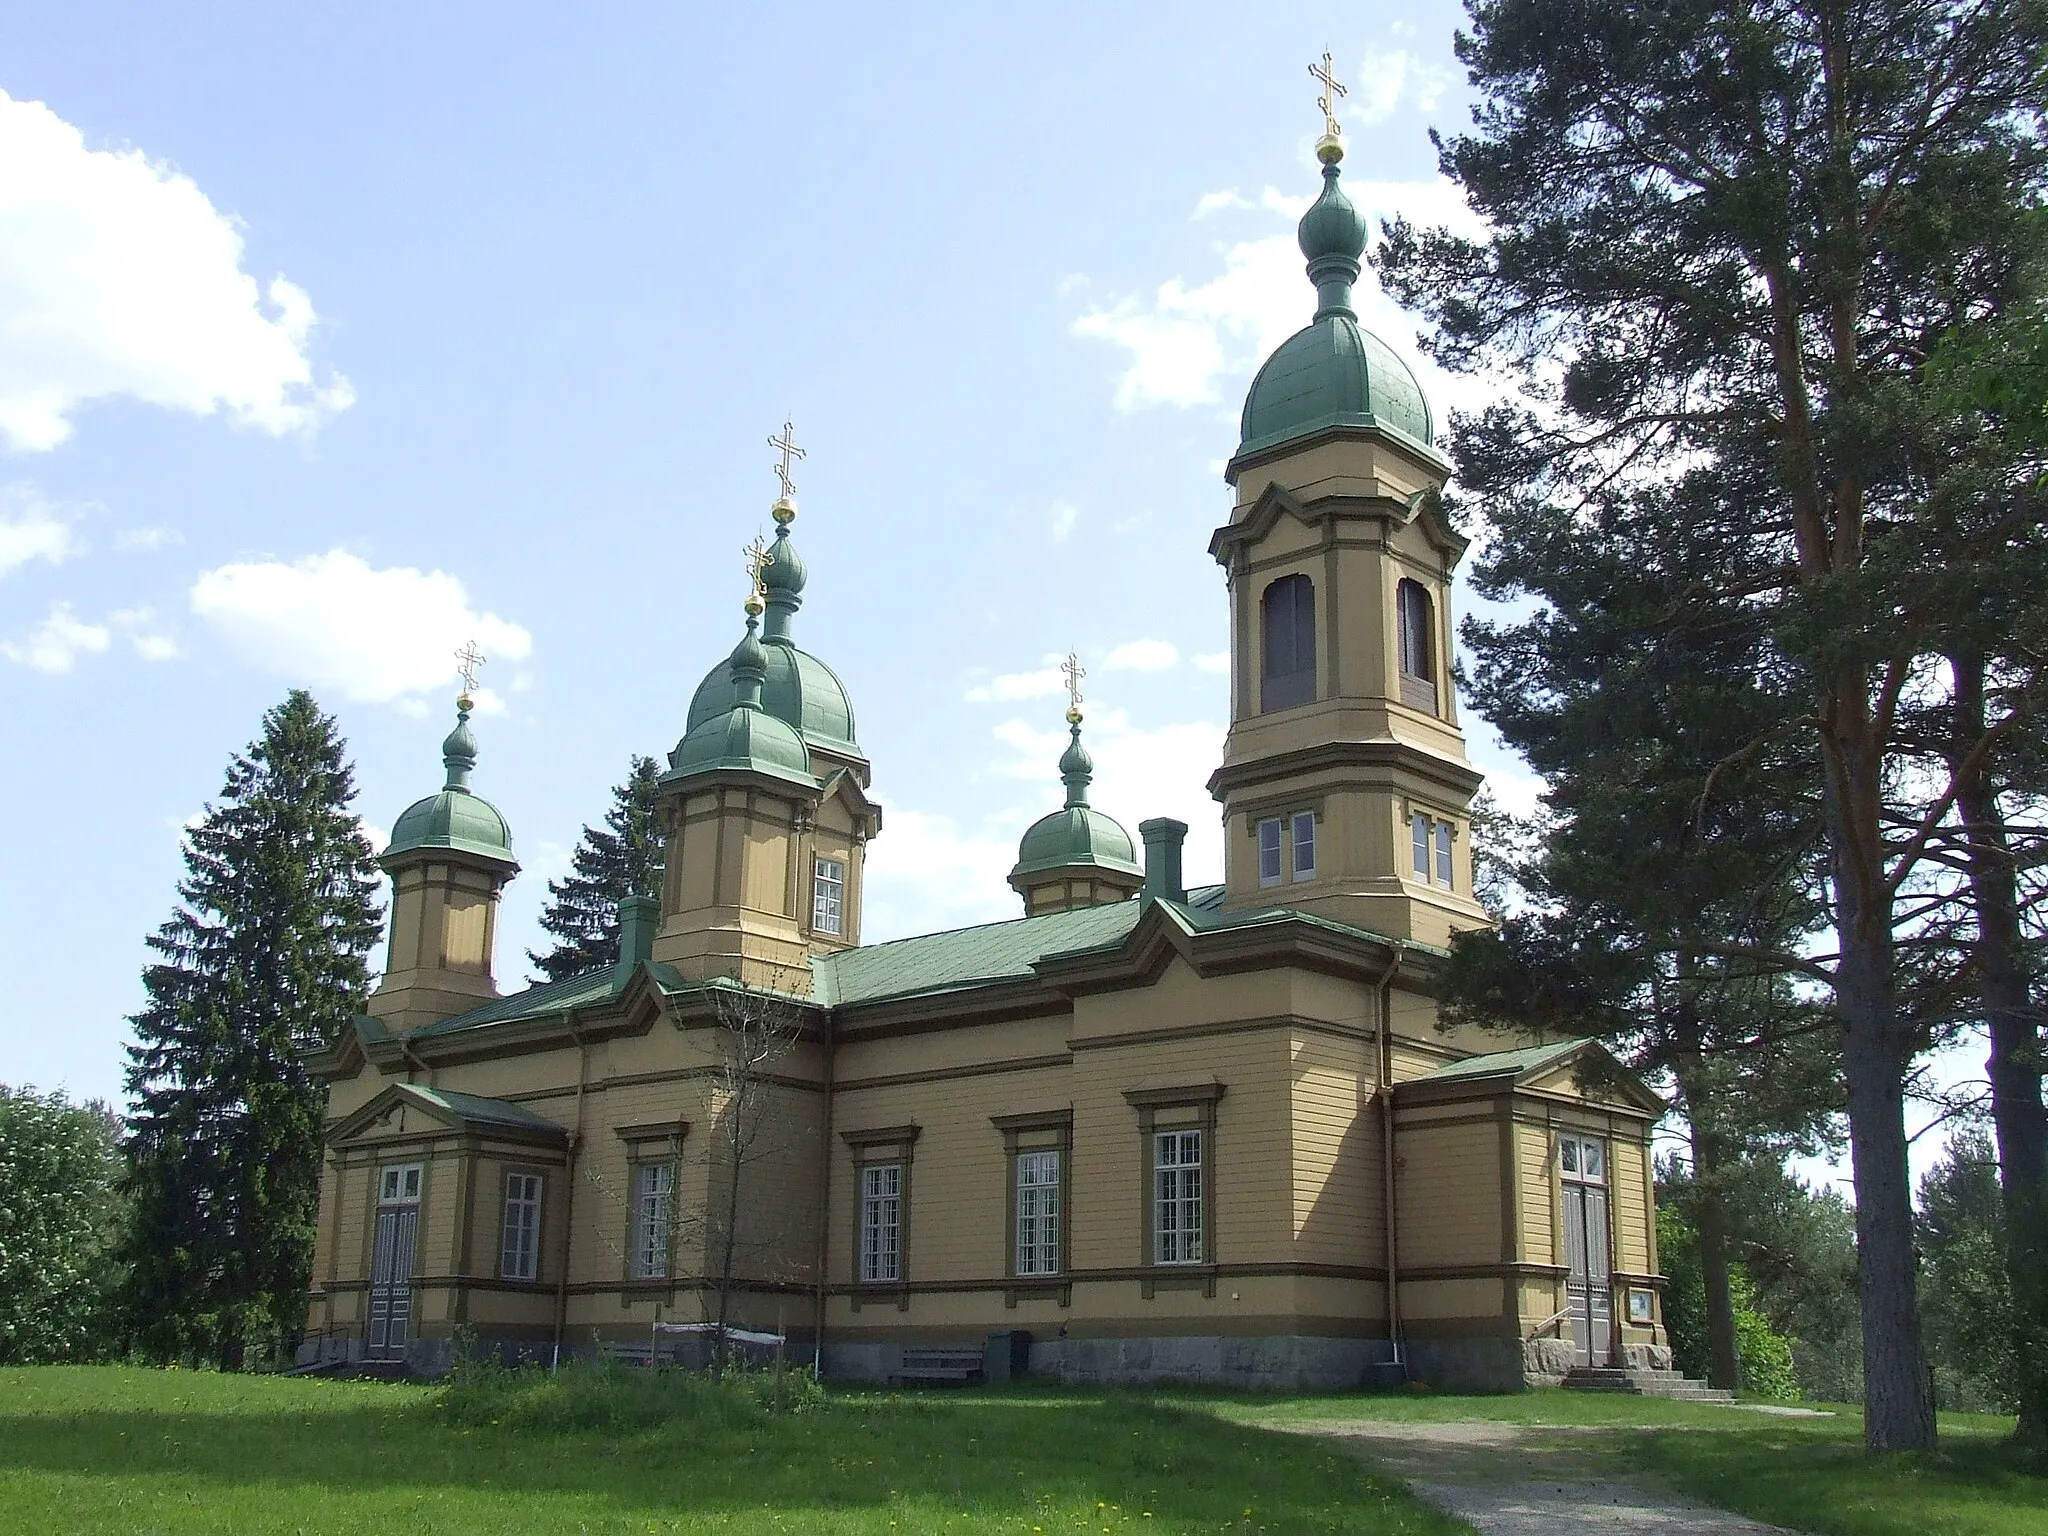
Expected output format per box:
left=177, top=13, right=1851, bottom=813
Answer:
left=1659, top=1204, right=1800, bottom=1397
left=442, top=1352, right=823, bottom=1433
left=0, top=1085, right=125, bottom=1363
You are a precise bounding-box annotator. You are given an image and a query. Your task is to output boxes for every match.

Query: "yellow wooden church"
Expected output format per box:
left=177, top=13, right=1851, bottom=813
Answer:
left=301, top=117, right=1672, bottom=1391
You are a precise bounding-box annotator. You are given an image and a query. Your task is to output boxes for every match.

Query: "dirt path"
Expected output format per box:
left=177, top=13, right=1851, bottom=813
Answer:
left=1277, top=1419, right=1807, bottom=1536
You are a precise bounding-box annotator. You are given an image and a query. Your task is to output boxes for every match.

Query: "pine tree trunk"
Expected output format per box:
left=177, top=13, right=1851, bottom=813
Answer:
left=1953, top=654, right=2048, bottom=1448
left=1834, top=875, right=1937, bottom=1452
left=1688, top=1113, right=1744, bottom=1393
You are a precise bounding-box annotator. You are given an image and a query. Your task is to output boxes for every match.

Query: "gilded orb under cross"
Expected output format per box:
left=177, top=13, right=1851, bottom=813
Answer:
left=1062, top=651, right=1086, bottom=722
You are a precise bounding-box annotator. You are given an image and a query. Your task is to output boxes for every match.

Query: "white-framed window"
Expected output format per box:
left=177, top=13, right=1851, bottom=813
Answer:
left=629, top=1161, right=672, bottom=1280
left=1411, top=812, right=1455, bottom=890
left=1015, top=1149, right=1061, bottom=1276
left=1153, top=1130, right=1205, bottom=1265
left=813, top=856, right=846, bottom=937
left=1257, top=818, right=1284, bottom=888
left=500, top=1171, right=542, bottom=1281
left=379, top=1163, right=423, bottom=1205
left=859, top=1163, right=902, bottom=1282
left=1291, top=811, right=1316, bottom=882
left=1561, top=1135, right=1606, bottom=1184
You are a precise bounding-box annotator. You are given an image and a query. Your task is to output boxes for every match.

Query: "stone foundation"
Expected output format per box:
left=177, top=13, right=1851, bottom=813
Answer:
left=825, top=1334, right=1393, bottom=1390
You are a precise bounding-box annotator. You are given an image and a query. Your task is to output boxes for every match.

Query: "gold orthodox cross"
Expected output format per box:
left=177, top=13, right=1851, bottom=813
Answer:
left=768, top=420, right=806, bottom=500
left=744, top=534, right=774, bottom=601
left=1062, top=651, right=1086, bottom=714
left=454, top=641, right=486, bottom=696
left=1310, top=51, right=1347, bottom=139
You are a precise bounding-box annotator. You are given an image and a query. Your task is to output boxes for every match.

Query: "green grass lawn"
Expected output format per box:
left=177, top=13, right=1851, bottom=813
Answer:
left=0, top=1366, right=1463, bottom=1535
left=1223, top=1390, right=2045, bottom=1536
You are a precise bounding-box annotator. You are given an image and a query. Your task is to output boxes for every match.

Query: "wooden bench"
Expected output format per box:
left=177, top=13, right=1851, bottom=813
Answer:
left=891, top=1345, right=986, bottom=1386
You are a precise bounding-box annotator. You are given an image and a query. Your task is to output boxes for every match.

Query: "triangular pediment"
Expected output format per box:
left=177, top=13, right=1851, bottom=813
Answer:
left=328, top=1081, right=568, bottom=1147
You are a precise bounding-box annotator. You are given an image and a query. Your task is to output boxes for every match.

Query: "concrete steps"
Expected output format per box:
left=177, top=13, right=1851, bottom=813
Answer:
left=1562, top=1365, right=1736, bottom=1403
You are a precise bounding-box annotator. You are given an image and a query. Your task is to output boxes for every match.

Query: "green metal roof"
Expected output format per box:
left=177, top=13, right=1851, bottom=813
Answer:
left=809, top=885, right=1226, bottom=1007
left=401, top=1084, right=567, bottom=1137
left=688, top=642, right=860, bottom=759
left=384, top=703, right=516, bottom=867
left=1011, top=806, right=1142, bottom=880
left=1236, top=153, right=1434, bottom=459
left=1240, top=316, right=1433, bottom=457
left=1414, top=1038, right=1588, bottom=1084
left=409, top=959, right=684, bottom=1039
left=665, top=697, right=816, bottom=788
left=1008, top=719, right=1142, bottom=884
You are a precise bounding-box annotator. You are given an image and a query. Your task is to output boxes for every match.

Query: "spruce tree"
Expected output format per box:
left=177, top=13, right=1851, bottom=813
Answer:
left=1379, top=0, right=2048, bottom=1451
left=529, top=754, right=664, bottom=981
left=120, top=690, right=383, bottom=1368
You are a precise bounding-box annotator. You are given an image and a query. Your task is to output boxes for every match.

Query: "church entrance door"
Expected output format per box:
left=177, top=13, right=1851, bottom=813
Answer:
left=1560, top=1136, right=1612, bottom=1367
left=367, top=1163, right=422, bottom=1361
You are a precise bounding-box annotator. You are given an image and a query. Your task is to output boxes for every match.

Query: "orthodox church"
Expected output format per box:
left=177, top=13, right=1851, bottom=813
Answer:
left=303, top=104, right=1670, bottom=1390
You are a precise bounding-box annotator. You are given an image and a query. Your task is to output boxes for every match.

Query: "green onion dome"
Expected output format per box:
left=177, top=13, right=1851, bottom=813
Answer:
left=684, top=520, right=859, bottom=760
left=1009, top=719, right=1142, bottom=883
left=1237, top=148, right=1434, bottom=458
left=667, top=616, right=817, bottom=790
left=385, top=700, right=518, bottom=869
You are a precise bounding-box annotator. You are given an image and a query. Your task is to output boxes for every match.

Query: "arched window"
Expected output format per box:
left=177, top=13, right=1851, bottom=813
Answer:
left=1260, top=574, right=1316, bottom=712
left=1397, top=579, right=1438, bottom=714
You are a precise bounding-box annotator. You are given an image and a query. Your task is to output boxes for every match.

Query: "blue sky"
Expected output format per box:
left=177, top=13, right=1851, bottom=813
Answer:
left=1, top=1, right=1974, bottom=1197
left=3, top=2, right=1513, bottom=1107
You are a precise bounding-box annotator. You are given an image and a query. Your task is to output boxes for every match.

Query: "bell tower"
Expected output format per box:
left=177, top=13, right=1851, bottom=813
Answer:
left=1207, top=117, right=1488, bottom=948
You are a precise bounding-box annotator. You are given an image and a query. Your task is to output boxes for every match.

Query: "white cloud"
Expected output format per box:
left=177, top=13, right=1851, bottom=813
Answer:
left=965, top=662, right=1067, bottom=704
left=1351, top=47, right=1457, bottom=127
left=1049, top=499, right=1078, bottom=542
left=113, top=525, right=181, bottom=553
left=1102, top=638, right=1179, bottom=673
left=109, top=605, right=178, bottom=661
left=189, top=549, right=532, bottom=709
left=1, top=600, right=109, bottom=672
left=0, top=90, right=353, bottom=452
left=861, top=803, right=1022, bottom=942
left=1072, top=176, right=1506, bottom=426
left=0, top=489, right=80, bottom=574
left=1192, top=651, right=1230, bottom=674
left=1193, top=189, right=1254, bottom=219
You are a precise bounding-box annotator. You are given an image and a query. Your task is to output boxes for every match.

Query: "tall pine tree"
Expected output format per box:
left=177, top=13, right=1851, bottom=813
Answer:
left=121, top=691, right=383, bottom=1368
left=529, top=754, right=663, bottom=981
left=1379, top=0, right=2048, bottom=1450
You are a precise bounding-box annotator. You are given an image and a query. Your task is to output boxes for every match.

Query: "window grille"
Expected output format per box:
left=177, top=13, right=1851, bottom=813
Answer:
left=859, top=1163, right=902, bottom=1282
left=1153, top=1130, right=1204, bottom=1265
left=1015, top=1150, right=1061, bottom=1276
left=500, top=1172, right=542, bottom=1281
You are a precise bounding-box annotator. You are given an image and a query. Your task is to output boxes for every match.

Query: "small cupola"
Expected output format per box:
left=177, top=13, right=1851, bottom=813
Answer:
left=1234, top=131, right=1435, bottom=463
left=1008, top=678, right=1144, bottom=915
left=370, top=689, right=520, bottom=1034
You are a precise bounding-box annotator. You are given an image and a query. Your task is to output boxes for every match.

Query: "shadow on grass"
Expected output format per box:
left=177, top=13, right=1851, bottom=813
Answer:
left=1622, top=1422, right=2048, bottom=1536
left=0, top=1373, right=1463, bottom=1534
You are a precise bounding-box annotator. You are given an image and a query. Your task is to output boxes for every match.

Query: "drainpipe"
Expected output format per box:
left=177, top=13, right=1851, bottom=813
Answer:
left=811, top=1008, right=835, bottom=1381
left=552, top=1008, right=588, bottom=1367
left=1376, top=943, right=1407, bottom=1374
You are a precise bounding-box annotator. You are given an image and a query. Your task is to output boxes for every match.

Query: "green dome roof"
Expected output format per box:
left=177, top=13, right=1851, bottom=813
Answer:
left=1012, top=805, right=1142, bottom=881
left=384, top=703, right=517, bottom=868
left=1237, top=156, right=1434, bottom=459
left=667, top=616, right=819, bottom=789
left=687, top=641, right=859, bottom=758
left=1009, top=719, right=1142, bottom=883
left=666, top=702, right=815, bottom=788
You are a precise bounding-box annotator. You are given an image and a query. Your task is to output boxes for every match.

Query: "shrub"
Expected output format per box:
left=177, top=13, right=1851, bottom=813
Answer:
left=442, top=1352, right=823, bottom=1433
